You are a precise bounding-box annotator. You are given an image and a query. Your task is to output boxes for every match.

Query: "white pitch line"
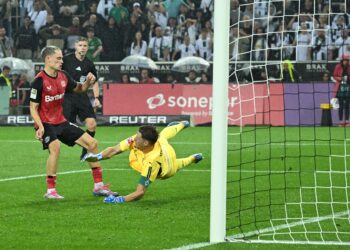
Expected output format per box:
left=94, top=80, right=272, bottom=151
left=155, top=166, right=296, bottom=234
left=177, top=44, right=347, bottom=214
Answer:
left=168, top=210, right=350, bottom=250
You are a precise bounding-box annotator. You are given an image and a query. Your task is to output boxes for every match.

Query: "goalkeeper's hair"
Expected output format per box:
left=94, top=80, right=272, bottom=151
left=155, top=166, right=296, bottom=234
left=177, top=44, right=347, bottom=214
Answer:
left=139, top=125, right=159, bottom=145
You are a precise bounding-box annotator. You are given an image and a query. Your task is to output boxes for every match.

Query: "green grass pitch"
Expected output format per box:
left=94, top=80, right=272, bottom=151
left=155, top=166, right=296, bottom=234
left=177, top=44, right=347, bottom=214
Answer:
left=0, top=126, right=349, bottom=250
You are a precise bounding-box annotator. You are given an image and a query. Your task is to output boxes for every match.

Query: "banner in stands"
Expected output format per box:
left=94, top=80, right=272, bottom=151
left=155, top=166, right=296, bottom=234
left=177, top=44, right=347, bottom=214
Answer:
left=0, top=115, right=188, bottom=126
left=34, top=62, right=337, bottom=83
left=103, top=83, right=285, bottom=126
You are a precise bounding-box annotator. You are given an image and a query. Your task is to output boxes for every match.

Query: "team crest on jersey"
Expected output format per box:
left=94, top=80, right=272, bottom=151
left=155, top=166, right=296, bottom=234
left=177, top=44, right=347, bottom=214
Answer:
left=127, top=137, right=134, bottom=145
left=61, top=80, right=66, bottom=87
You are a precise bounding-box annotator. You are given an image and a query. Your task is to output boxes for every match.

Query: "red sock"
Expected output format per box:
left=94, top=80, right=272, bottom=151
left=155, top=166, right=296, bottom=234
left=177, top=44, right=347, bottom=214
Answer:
left=47, top=176, right=56, bottom=189
left=91, top=167, right=103, bottom=183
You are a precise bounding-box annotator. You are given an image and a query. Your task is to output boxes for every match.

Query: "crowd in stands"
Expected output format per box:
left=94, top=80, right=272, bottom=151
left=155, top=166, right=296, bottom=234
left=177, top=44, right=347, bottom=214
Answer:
left=231, top=0, right=350, bottom=62
left=0, top=0, right=349, bottom=63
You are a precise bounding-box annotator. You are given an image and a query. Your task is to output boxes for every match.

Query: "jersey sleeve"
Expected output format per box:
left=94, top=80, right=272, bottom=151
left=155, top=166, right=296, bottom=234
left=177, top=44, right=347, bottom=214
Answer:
left=89, top=61, right=98, bottom=79
left=139, top=160, right=161, bottom=185
left=29, top=77, right=43, bottom=103
left=62, top=70, right=77, bottom=92
left=119, top=134, right=137, bottom=152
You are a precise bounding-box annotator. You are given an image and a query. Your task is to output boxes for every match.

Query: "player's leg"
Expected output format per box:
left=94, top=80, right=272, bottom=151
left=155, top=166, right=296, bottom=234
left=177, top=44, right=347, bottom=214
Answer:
left=44, top=139, right=64, bottom=199
left=175, top=153, right=203, bottom=171
left=73, top=129, right=118, bottom=197
left=160, top=120, right=189, bottom=140
left=40, top=124, right=64, bottom=199
left=78, top=95, right=97, bottom=159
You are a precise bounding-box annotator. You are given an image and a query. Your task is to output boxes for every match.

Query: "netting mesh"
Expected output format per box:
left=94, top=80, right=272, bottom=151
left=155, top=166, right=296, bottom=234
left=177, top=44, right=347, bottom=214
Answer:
left=226, top=0, right=350, bottom=244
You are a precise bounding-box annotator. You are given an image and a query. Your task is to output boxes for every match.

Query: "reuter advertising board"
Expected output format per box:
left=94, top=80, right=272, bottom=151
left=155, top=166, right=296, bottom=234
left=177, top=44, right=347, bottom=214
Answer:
left=103, top=83, right=285, bottom=126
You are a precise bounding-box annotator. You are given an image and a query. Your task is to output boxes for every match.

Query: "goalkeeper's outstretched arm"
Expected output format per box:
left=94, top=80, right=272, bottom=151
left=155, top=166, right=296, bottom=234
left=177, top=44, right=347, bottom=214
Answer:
left=83, top=144, right=123, bottom=162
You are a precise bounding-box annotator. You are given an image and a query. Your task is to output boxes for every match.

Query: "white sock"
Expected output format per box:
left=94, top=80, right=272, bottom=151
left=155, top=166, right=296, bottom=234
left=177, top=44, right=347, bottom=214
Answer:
left=94, top=182, right=104, bottom=189
left=47, top=188, right=56, bottom=193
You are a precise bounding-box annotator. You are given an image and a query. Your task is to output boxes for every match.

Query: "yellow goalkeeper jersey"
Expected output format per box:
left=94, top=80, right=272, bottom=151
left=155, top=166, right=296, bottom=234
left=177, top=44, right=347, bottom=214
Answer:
left=119, top=134, right=178, bottom=182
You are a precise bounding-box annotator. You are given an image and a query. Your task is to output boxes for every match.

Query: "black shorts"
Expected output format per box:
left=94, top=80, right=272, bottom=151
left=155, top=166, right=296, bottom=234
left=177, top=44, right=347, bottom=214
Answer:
left=63, top=92, right=96, bottom=123
left=40, top=121, right=85, bottom=150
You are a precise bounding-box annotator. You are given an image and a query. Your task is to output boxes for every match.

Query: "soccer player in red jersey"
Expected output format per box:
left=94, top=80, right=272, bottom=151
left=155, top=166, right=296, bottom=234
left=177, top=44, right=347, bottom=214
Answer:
left=29, top=46, right=117, bottom=199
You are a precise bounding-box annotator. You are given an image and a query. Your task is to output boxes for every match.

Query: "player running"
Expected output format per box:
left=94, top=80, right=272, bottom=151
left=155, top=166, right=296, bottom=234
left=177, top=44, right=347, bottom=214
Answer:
left=30, top=46, right=117, bottom=199
left=62, top=37, right=101, bottom=160
left=82, top=121, right=203, bottom=203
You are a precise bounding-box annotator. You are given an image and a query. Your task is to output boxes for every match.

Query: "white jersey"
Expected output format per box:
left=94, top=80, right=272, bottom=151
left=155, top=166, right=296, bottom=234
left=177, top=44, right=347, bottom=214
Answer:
left=296, top=33, right=312, bottom=61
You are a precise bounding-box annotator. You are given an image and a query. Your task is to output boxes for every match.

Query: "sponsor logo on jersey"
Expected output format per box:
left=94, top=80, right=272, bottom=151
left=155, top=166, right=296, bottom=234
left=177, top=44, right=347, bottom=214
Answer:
left=45, top=93, right=64, bottom=102
left=30, top=89, right=37, bottom=99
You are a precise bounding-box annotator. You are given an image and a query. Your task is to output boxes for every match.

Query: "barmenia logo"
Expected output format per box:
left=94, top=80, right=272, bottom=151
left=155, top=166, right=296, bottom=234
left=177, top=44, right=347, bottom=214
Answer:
left=146, top=93, right=237, bottom=110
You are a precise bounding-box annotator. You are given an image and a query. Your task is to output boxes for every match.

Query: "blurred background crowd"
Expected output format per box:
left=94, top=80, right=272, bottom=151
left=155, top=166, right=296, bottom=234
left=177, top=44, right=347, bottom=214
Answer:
left=0, top=0, right=348, bottom=63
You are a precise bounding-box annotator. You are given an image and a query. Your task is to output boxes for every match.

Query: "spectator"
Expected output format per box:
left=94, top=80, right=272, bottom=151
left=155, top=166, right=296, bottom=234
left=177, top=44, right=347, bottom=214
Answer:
left=332, top=55, right=350, bottom=126
left=334, top=29, right=350, bottom=60
left=0, top=66, right=11, bottom=97
left=66, top=16, right=83, bottom=53
left=28, top=0, right=51, bottom=33
left=185, top=70, right=201, bottom=83
left=130, top=1, right=147, bottom=24
left=321, top=71, right=331, bottom=83
left=124, top=15, right=142, bottom=54
left=59, top=0, right=79, bottom=15
left=139, top=69, right=158, bottom=83
left=172, top=34, right=196, bottom=60
left=200, top=71, right=210, bottom=83
left=195, top=28, right=212, bottom=60
left=120, top=73, right=130, bottom=83
left=0, top=0, right=18, bottom=38
left=82, top=13, right=104, bottom=38
left=163, top=0, right=182, bottom=19
left=101, top=16, right=124, bottom=61
left=39, top=24, right=69, bottom=51
left=230, top=0, right=239, bottom=25
left=86, top=26, right=103, bottom=62
left=252, top=26, right=267, bottom=61
left=295, top=22, right=312, bottom=62
left=85, top=1, right=106, bottom=25
left=311, top=26, right=332, bottom=61
left=56, top=2, right=74, bottom=28
left=130, top=30, right=148, bottom=56
left=97, top=0, right=114, bottom=21
left=9, top=72, right=27, bottom=115
left=147, top=26, right=170, bottom=61
left=109, top=0, right=129, bottom=26
left=165, top=73, right=177, bottom=84
left=0, top=26, right=13, bottom=58
left=148, top=1, right=168, bottom=29
left=14, top=16, right=39, bottom=59
left=20, top=73, right=31, bottom=115
left=280, top=60, right=300, bottom=83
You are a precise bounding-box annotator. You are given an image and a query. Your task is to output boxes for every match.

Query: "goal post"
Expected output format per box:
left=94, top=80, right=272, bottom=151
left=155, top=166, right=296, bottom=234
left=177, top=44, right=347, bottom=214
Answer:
left=210, top=0, right=230, bottom=243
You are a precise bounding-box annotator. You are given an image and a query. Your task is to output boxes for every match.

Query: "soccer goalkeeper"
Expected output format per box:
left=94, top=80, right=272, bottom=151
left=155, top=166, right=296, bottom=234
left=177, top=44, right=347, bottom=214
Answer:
left=82, top=121, right=203, bottom=203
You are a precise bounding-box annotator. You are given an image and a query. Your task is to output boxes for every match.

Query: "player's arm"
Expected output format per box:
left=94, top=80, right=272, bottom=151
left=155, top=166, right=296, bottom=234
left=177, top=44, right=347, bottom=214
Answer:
left=29, top=77, right=44, bottom=140
left=82, top=135, right=137, bottom=162
left=73, top=72, right=96, bottom=93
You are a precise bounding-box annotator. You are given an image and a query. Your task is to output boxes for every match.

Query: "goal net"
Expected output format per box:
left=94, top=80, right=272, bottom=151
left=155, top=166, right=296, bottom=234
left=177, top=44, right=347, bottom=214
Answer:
left=224, top=0, right=350, bottom=245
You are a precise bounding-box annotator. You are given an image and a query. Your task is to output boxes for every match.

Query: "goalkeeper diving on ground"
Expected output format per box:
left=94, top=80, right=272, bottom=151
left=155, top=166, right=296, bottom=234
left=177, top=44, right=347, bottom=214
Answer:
left=81, top=121, right=203, bottom=204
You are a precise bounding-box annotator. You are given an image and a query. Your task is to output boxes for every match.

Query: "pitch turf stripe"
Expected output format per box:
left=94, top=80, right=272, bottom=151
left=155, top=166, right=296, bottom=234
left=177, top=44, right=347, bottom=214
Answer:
left=0, top=139, right=346, bottom=146
left=0, top=168, right=306, bottom=183
left=169, top=210, right=350, bottom=249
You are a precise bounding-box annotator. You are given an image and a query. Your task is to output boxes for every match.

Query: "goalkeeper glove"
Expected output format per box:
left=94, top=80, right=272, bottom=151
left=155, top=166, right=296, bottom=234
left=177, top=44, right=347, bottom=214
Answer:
left=81, top=153, right=103, bottom=162
left=104, top=195, right=125, bottom=204
left=330, top=98, right=339, bottom=109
